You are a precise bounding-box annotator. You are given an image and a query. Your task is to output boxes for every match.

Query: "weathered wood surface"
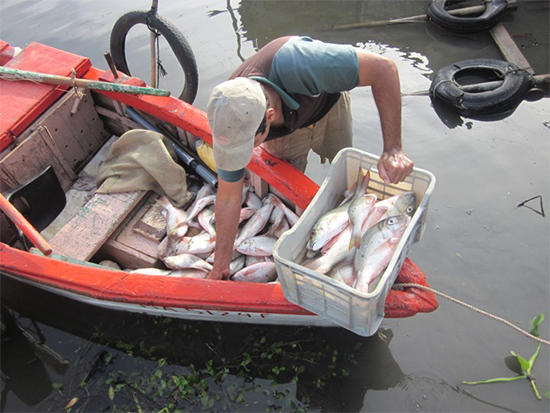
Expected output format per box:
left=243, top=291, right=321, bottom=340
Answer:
left=49, top=191, right=146, bottom=261
left=490, top=23, right=536, bottom=74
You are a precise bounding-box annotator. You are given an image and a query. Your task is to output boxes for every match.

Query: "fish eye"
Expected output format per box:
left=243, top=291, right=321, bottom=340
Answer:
left=387, top=217, right=396, bottom=225
left=407, top=206, right=414, bottom=214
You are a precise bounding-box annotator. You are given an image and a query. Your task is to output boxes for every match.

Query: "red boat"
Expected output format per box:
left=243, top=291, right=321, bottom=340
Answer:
left=0, top=39, right=437, bottom=332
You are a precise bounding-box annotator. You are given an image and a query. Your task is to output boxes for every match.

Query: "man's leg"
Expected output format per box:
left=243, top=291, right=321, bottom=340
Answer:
left=311, top=91, right=353, bottom=164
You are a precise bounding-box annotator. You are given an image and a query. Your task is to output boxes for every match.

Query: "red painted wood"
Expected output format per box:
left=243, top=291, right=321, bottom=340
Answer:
left=0, top=243, right=313, bottom=315
left=0, top=41, right=91, bottom=151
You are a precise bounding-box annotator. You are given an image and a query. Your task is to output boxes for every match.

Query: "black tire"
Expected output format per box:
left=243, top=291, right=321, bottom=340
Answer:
left=429, top=59, right=533, bottom=117
left=110, top=10, right=199, bottom=104
left=427, top=0, right=509, bottom=34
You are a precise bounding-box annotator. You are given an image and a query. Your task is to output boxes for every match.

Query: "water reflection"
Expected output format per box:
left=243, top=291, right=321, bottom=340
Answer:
left=1, top=276, right=518, bottom=412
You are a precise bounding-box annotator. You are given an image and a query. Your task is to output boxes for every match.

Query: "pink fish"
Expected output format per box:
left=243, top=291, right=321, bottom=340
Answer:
left=353, top=215, right=410, bottom=294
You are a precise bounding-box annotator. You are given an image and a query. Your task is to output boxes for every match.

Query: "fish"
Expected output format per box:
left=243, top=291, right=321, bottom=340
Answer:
left=236, top=235, right=277, bottom=257
left=245, top=191, right=264, bottom=210
left=163, top=253, right=213, bottom=272
left=307, top=170, right=371, bottom=252
left=348, top=193, right=377, bottom=250
left=239, top=207, right=257, bottom=224
left=234, top=202, right=274, bottom=248
left=265, top=194, right=300, bottom=226
left=186, top=194, right=216, bottom=222
left=230, top=254, right=246, bottom=276
left=186, top=184, right=214, bottom=213
left=307, top=204, right=350, bottom=252
left=159, top=196, right=189, bottom=239
left=360, top=192, right=417, bottom=234
left=231, top=261, right=277, bottom=283
left=327, top=262, right=356, bottom=287
left=304, top=226, right=356, bottom=274
left=198, top=208, right=216, bottom=239
left=173, top=232, right=215, bottom=256
left=129, top=268, right=207, bottom=278
left=353, top=215, right=411, bottom=294
left=377, top=191, right=417, bottom=218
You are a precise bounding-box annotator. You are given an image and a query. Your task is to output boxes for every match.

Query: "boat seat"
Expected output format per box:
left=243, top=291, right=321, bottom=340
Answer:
left=3, top=166, right=66, bottom=249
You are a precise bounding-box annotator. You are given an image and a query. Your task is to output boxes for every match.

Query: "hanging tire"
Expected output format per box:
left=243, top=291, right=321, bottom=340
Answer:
left=429, top=59, right=533, bottom=117
left=427, top=0, right=509, bottom=34
left=110, top=10, right=199, bottom=104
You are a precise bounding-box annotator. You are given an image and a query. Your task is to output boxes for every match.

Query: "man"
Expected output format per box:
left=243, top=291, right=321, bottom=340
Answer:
left=206, top=36, right=413, bottom=280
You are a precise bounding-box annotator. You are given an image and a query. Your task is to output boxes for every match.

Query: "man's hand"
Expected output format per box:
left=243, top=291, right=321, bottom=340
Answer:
left=377, top=148, right=414, bottom=184
left=207, top=267, right=230, bottom=280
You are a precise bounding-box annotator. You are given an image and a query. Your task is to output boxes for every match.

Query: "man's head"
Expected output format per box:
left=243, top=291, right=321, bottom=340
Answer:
left=207, top=77, right=267, bottom=171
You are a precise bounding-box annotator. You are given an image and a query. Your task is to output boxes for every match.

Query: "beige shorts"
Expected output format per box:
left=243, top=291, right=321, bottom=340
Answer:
left=261, top=92, right=352, bottom=172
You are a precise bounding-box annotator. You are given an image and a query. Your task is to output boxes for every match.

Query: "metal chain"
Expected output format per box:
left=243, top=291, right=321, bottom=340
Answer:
left=393, top=282, right=550, bottom=346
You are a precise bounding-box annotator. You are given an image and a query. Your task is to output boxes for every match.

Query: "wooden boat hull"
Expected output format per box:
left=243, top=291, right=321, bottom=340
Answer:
left=0, top=40, right=438, bottom=329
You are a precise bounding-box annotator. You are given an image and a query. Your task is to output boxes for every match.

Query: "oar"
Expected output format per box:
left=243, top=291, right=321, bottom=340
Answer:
left=332, top=0, right=518, bottom=30
left=0, top=66, right=171, bottom=97
left=0, top=193, right=53, bottom=256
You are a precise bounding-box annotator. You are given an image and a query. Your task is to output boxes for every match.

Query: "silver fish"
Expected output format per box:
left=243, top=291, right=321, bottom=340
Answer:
left=234, top=202, right=274, bottom=248
left=360, top=192, right=417, bottom=233
left=186, top=194, right=216, bottom=222
left=245, top=191, right=264, bottom=210
left=230, top=254, right=246, bottom=276
left=328, top=262, right=356, bottom=287
left=307, top=204, right=350, bottom=252
left=231, top=261, right=277, bottom=283
left=198, top=208, right=216, bottom=239
left=304, top=226, right=356, bottom=274
left=163, top=253, right=213, bottom=272
left=354, top=215, right=410, bottom=294
left=348, top=193, right=377, bottom=250
left=265, top=194, right=300, bottom=226
left=236, top=235, right=277, bottom=257
left=159, top=196, right=189, bottom=239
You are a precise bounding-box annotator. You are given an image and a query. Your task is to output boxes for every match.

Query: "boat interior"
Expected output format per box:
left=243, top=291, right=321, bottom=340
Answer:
left=0, top=85, right=268, bottom=272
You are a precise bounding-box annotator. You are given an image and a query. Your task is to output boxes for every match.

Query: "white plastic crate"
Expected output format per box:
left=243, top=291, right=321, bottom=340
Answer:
left=273, top=148, right=436, bottom=336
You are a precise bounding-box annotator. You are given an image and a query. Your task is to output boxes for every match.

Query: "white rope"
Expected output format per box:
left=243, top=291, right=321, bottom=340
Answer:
left=394, top=282, right=550, bottom=346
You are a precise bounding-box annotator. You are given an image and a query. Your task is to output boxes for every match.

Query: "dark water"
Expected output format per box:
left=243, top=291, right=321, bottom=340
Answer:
left=1, top=0, right=549, bottom=411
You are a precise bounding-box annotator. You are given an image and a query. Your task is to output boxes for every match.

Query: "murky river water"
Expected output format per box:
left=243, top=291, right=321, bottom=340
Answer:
left=1, top=0, right=549, bottom=411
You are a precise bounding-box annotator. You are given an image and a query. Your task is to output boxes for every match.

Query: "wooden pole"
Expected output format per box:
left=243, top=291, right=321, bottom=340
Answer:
left=332, top=0, right=518, bottom=30
left=0, top=193, right=53, bottom=256
left=0, top=67, right=171, bottom=97
left=490, top=23, right=535, bottom=74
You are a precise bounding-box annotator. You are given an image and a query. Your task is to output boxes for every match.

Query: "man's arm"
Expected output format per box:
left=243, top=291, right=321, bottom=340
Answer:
left=207, top=177, right=244, bottom=280
left=355, top=49, right=413, bottom=184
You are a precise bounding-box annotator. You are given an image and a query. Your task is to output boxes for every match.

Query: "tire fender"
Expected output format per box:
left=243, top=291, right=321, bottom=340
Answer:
left=429, top=59, right=533, bottom=117
left=428, top=0, right=509, bottom=34
left=110, top=10, right=199, bottom=103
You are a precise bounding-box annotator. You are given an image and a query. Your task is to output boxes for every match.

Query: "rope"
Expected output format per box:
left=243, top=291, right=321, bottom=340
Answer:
left=393, top=282, right=550, bottom=346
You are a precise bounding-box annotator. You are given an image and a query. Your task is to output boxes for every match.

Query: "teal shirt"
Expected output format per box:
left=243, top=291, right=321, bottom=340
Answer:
left=270, top=36, right=359, bottom=96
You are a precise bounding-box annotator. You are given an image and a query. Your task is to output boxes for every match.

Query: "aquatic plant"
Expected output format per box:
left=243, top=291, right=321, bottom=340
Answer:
left=463, top=314, right=548, bottom=400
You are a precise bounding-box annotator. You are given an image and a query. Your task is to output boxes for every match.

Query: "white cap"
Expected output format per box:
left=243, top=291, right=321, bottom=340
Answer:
left=207, top=77, right=266, bottom=171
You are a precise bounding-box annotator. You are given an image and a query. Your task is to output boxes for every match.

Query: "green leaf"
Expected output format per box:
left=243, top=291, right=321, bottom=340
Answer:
left=527, top=344, right=541, bottom=371
left=511, top=351, right=530, bottom=374
left=529, top=314, right=544, bottom=338
left=108, top=385, right=115, bottom=400
left=504, top=356, right=522, bottom=375
left=463, top=375, right=525, bottom=385
left=544, top=390, right=549, bottom=400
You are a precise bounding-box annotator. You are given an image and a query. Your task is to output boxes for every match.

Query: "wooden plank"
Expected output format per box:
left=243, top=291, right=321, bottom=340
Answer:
left=49, top=191, right=146, bottom=261
left=0, top=130, right=74, bottom=191
left=490, top=23, right=535, bottom=74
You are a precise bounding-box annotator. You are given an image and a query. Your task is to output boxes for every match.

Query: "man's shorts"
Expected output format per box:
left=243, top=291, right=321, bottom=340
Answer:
left=261, top=91, right=352, bottom=172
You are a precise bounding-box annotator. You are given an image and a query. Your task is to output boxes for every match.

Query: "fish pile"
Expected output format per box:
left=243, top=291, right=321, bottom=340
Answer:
left=302, top=169, right=417, bottom=294
left=131, top=181, right=300, bottom=283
